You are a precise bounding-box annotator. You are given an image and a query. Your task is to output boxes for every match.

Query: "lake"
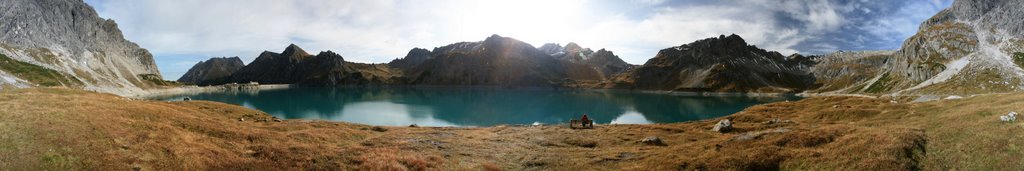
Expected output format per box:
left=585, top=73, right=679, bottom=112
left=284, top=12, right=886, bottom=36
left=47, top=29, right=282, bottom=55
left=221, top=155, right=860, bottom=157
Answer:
left=157, top=87, right=799, bottom=127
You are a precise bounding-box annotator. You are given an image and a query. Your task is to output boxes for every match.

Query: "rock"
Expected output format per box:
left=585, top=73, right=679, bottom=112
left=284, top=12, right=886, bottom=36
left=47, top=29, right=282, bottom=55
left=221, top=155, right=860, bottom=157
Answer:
left=944, top=95, right=963, bottom=100
left=371, top=126, right=388, bottom=132
left=711, top=119, right=733, bottom=133
left=1001, top=111, right=1017, bottom=122
left=409, top=124, right=419, bottom=127
left=763, top=118, right=782, bottom=125
left=182, top=97, right=191, bottom=101
left=238, top=118, right=244, bottom=121
left=273, top=118, right=283, bottom=122
left=640, top=136, right=666, bottom=146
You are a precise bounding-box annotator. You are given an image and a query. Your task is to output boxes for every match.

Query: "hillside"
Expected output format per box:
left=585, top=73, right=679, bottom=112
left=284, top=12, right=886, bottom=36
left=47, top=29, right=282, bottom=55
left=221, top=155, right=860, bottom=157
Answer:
left=862, top=0, right=1024, bottom=95
left=176, top=57, right=244, bottom=85
left=804, top=51, right=893, bottom=94
left=0, top=0, right=162, bottom=95
left=609, top=34, right=816, bottom=93
left=4, top=88, right=1023, bottom=170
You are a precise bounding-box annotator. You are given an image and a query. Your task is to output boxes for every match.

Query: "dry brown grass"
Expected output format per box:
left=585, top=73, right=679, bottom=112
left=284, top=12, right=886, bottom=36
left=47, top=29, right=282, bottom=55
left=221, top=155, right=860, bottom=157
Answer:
left=0, top=88, right=1022, bottom=170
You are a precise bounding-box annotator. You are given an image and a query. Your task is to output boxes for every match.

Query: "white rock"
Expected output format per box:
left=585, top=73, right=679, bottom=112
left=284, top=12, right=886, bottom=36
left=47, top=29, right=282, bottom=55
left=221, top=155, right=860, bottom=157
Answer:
left=944, top=95, right=963, bottom=100
left=711, top=119, right=733, bottom=133
left=1001, top=112, right=1017, bottom=122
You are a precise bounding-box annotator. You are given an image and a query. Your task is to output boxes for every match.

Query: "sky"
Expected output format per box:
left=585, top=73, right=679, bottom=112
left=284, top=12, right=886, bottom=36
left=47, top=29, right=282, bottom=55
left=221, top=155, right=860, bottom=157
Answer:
left=84, top=0, right=953, bottom=80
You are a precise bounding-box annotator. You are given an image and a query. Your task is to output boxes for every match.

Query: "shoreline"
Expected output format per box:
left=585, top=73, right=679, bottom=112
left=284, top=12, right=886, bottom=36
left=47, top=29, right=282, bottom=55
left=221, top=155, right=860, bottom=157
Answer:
left=128, top=84, right=292, bottom=99
left=134, top=84, right=814, bottom=99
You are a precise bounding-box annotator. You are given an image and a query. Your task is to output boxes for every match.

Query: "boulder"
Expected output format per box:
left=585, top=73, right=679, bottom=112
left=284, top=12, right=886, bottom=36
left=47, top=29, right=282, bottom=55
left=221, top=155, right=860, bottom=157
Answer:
left=640, top=136, right=666, bottom=146
left=711, top=119, right=733, bottom=133
left=371, top=126, right=388, bottom=132
left=1001, top=112, right=1017, bottom=122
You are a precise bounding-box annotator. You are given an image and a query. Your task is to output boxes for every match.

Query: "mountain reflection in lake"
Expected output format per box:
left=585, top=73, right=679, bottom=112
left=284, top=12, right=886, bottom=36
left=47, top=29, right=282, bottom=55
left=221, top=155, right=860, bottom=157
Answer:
left=157, top=87, right=799, bottom=127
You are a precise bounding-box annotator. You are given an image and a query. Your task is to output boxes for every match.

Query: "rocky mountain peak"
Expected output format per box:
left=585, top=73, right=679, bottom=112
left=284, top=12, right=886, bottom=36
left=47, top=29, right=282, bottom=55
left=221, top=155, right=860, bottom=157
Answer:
left=865, top=0, right=1024, bottom=95
left=406, top=48, right=431, bottom=57
left=388, top=48, right=432, bottom=70
left=176, top=56, right=245, bottom=85
left=620, top=34, right=813, bottom=92
left=316, top=50, right=344, bottom=60
left=564, top=42, right=583, bottom=52
left=484, top=34, right=506, bottom=43
left=538, top=43, right=564, bottom=55
left=689, top=34, right=750, bottom=50
left=281, top=44, right=311, bottom=58
left=0, top=0, right=162, bottom=94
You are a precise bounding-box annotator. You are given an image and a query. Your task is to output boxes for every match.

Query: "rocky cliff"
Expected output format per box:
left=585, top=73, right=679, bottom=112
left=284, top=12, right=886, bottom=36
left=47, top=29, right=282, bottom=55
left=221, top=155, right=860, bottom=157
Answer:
left=387, top=48, right=431, bottom=70
left=0, top=0, right=161, bottom=94
left=176, top=57, right=244, bottom=85
left=610, top=34, right=816, bottom=93
left=538, top=43, right=635, bottom=81
left=866, top=0, right=1024, bottom=95
left=203, top=44, right=398, bottom=86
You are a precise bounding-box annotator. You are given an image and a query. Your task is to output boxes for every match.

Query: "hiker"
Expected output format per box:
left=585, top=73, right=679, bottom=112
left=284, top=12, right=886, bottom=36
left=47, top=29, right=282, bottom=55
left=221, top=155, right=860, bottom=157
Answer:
left=570, top=114, right=594, bottom=129
left=581, top=114, right=592, bottom=128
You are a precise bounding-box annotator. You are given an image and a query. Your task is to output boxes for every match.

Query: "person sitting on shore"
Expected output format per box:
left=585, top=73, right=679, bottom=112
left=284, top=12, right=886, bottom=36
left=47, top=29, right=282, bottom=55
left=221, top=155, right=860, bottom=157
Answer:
left=581, top=114, right=592, bottom=128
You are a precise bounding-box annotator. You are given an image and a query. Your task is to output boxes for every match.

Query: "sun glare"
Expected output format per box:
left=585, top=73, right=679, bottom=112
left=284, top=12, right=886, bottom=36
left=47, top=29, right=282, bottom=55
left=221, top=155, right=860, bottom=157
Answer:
left=455, top=0, right=586, bottom=46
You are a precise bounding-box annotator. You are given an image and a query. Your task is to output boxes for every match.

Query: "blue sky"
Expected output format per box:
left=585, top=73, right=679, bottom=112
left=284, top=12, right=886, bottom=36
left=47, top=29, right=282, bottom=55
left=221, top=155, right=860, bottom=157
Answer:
left=84, top=0, right=953, bottom=80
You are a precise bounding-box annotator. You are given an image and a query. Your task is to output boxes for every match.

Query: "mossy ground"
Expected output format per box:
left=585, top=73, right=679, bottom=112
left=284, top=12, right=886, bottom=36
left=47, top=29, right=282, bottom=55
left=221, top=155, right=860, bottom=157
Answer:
left=1013, top=52, right=1024, bottom=68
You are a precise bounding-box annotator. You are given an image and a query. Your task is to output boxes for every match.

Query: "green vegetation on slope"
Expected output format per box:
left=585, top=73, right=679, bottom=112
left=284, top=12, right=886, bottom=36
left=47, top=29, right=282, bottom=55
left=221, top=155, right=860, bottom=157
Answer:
left=1013, top=52, right=1024, bottom=68
left=864, top=72, right=893, bottom=93
left=137, top=74, right=187, bottom=86
left=0, top=53, right=82, bottom=87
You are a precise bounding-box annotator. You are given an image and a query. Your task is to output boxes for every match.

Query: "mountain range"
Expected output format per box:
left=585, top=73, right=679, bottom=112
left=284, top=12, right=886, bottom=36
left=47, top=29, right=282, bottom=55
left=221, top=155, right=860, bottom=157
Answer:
left=182, top=35, right=638, bottom=88
left=3, top=0, right=1023, bottom=96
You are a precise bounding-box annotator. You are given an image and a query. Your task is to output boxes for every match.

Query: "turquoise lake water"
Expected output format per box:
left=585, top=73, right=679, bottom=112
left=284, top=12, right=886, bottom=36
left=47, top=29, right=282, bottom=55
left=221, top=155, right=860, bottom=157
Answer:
left=158, top=87, right=799, bottom=127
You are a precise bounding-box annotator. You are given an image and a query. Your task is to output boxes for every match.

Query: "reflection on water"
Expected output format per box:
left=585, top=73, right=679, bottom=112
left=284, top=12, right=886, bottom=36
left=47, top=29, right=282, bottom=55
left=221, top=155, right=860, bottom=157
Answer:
left=609, top=108, right=653, bottom=124
left=157, top=87, right=800, bottom=126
